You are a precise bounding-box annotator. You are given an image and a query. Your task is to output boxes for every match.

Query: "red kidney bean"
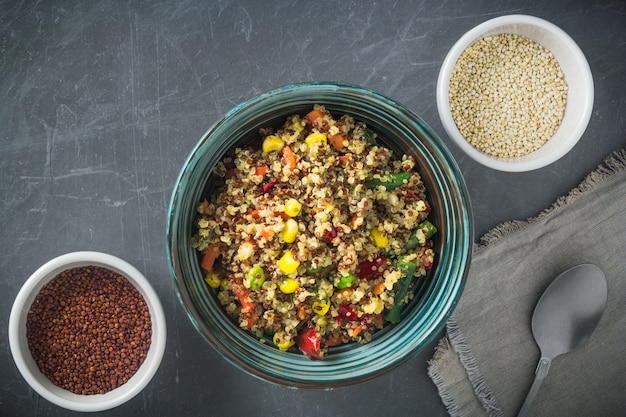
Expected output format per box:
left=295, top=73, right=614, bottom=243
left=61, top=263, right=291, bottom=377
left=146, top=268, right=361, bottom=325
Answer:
left=26, top=265, right=152, bottom=395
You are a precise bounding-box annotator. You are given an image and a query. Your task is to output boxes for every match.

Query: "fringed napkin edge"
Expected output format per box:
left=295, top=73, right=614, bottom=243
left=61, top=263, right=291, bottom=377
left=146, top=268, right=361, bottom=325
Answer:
left=476, top=147, right=626, bottom=254
left=427, top=146, right=626, bottom=417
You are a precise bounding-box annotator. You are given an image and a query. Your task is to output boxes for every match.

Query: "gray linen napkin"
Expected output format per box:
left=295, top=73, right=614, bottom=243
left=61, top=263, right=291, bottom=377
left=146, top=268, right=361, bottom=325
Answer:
left=428, top=148, right=626, bottom=417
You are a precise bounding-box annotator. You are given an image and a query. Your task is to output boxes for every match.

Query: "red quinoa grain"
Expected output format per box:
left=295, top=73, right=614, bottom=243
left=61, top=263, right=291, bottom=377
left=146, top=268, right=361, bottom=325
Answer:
left=26, top=266, right=152, bottom=395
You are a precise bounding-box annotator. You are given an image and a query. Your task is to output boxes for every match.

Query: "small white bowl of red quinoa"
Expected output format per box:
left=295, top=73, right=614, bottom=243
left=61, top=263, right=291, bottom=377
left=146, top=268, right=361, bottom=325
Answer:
left=9, top=251, right=167, bottom=412
left=437, top=14, right=594, bottom=172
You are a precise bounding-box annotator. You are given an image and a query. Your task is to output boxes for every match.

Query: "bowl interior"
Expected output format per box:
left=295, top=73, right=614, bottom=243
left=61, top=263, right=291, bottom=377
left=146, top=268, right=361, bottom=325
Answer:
left=437, top=15, right=594, bottom=171
left=9, top=252, right=166, bottom=412
left=167, top=83, right=473, bottom=388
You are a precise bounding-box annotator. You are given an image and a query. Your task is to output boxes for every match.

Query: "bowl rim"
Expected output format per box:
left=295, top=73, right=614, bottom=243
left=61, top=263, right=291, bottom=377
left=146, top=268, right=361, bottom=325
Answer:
left=436, top=14, right=594, bottom=172
left=166, top=81, right=473, bottom=388
left=8, top=251, right=167, bottom=412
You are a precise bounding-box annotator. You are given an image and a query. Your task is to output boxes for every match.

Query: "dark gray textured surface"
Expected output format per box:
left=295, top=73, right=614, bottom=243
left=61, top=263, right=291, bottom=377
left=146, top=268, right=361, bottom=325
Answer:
left=1, top=1, right=625, bottom=416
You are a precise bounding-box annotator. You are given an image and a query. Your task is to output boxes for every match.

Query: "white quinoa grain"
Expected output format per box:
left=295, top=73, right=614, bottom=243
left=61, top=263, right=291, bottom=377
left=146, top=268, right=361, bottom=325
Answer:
left=449, top=33, right=568, bottom=157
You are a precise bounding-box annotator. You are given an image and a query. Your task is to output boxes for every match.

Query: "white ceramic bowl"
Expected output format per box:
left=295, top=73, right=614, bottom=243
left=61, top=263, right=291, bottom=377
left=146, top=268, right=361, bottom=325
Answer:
left=9, top=252, right=167, bottom=412
left=437, top=14, right=594, bottom=172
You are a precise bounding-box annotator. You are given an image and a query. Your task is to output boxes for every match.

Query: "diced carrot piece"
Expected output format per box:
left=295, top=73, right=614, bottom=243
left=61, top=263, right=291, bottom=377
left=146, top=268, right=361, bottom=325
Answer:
left=231, top=280, right=254, bottom=314
left=373, top=282, right=385, bottom=295
left=281, top=146, right=297, bottom=170
left=255, top=165, right=268, bottom=176
left=329, top=134, right=345, bottom=150
left=298, top=306, right=307, bottom=320
left=305, top=109, right=324, bottom=124
left=231, top=281, right=256, bottom=328
left=250, top=209, right=260, bottom=219
left=259, top=228, right=273, bottom=239
left=338, top=153, right=352, bottom=166
left=200, top=244, right=220, bottom=272
left=351, top=325, right=363, bottom=338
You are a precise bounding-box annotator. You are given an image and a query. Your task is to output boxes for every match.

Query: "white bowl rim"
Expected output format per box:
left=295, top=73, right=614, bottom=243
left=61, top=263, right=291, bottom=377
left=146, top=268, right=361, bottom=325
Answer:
left=8, top=251, right=167, bottom=412
left=437, top=14, right=594, bottom=172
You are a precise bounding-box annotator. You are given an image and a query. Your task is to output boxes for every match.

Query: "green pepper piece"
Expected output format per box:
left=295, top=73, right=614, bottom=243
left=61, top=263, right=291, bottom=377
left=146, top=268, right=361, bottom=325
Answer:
left=335, top=273, right=356, bottom=289
left=420, top=220, right=437, bottom=240
left=364, top=172, right=411, bottom=190
left=384, top=257, right=417, bottom=323
left=245, top=266, right=266, bottom=290
left=363, top=128, right=377, bottom=143
left=306, top=264, right=324, bottom=275
left=404, top=220, right=438, bottom=252
left=305, top=264, right=334, bottom=278
left=404, top=230, right=421, bottom=252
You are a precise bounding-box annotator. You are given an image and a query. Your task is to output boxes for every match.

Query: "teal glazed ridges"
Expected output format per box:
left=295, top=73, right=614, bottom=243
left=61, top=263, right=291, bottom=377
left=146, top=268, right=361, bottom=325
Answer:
left=166, top=83, right=473, bottom=388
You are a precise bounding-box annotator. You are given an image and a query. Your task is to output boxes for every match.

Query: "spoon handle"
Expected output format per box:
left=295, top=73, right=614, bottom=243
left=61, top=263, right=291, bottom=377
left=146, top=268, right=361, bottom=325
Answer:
left=517, top=357, right=551, bottom=417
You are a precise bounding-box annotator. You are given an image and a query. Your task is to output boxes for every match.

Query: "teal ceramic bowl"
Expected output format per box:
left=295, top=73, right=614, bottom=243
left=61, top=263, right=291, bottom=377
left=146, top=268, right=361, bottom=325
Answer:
left=166, top=82, right=473, bottom=388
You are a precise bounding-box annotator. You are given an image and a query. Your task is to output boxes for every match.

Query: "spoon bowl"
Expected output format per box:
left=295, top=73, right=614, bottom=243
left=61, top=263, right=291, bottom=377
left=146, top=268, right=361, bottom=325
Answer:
left=517, top=264, right=607, bottom=417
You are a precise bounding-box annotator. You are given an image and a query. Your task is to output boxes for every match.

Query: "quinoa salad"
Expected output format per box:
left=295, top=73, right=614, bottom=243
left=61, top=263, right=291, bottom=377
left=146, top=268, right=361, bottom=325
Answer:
left=191, top=105, right=436, bottom=360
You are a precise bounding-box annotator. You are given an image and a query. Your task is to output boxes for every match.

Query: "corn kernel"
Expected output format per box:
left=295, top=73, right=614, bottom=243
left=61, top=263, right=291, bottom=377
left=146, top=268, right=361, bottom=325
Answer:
left=370, top=227, right=389, bottom=248
left=262, top=135, right=285, bottom=153
left=312, top=300, right=330, bottom=316
left=273, top=331, right=295, bottom=350
left=277, top=251, right=300, bottom=274
left=279, top=277, right=300, bottom=294
left=282, top=218, right=299, bottom=243
left=204, top=272, right=222, bottom=289
left=283, top=198, right=302, bottom=217
left=304, top=132, right=327, bottom=147
left=290, top=116, right=304, bottom=133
